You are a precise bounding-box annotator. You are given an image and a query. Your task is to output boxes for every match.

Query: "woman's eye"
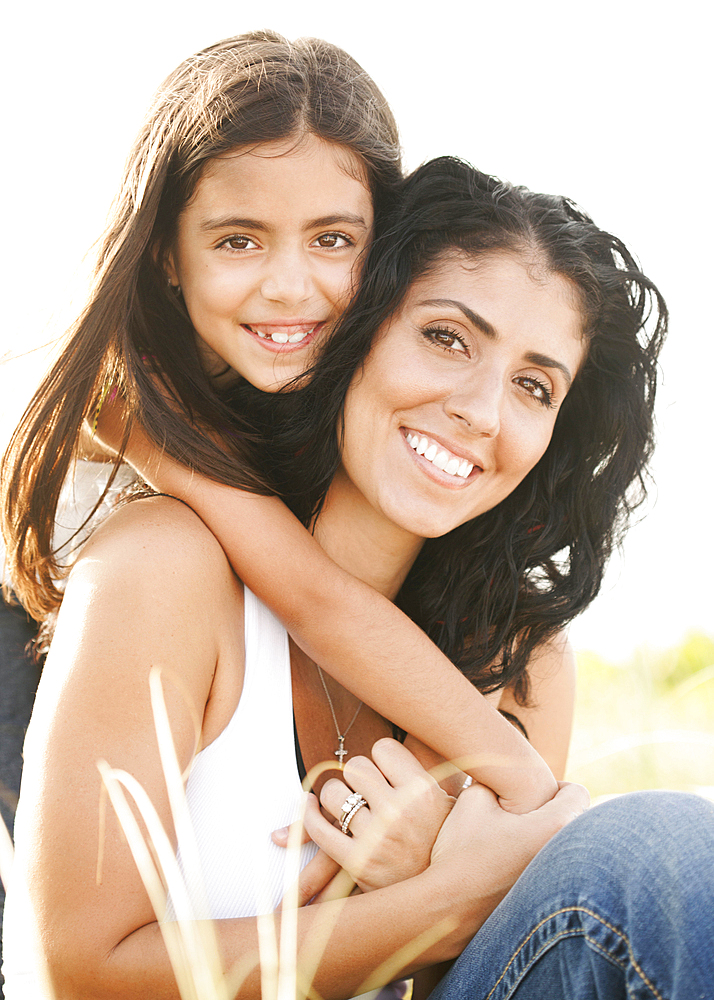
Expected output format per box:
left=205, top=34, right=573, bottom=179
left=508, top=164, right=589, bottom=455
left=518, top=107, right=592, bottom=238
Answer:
left=312, top=232, right=353, bottom=249
left=516, top=375, right=554, bottom=407
left=423, top=325, right=469, bottom=355
left=219, top=235, right=258, bottom=251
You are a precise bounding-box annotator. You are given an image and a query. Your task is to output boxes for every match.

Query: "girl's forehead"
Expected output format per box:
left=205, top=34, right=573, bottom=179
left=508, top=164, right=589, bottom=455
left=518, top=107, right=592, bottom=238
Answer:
left=205, top=134, right=372, bottom=192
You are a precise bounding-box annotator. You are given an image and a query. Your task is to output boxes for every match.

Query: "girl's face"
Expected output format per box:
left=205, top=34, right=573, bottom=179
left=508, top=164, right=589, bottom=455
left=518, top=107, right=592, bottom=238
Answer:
left=337, top=252, right=587, bottom=540
left=166, top=135, right=374, bottom=391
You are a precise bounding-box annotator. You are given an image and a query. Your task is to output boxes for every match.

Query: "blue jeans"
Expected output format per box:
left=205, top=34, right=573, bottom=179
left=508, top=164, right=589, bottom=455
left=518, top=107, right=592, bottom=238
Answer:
left=432, top=791, right=714, bottom=999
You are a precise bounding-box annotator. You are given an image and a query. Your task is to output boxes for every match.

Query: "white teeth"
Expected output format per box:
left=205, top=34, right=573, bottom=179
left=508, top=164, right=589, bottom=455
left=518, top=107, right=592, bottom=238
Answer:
left=249, top=325, right=316, bottom=343
left=405, top=431, right=475, bottom=480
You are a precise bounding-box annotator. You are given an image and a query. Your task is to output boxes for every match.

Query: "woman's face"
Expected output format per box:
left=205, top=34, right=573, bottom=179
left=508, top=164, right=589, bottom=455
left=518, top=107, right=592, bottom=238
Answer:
left=339, top=252, right=588, bottom=540
left=166, top=135, right=374, bottom=391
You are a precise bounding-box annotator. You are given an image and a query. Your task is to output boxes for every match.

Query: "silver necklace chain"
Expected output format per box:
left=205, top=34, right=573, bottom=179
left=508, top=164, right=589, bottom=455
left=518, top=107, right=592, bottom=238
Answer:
left=316, top=664, right=363, bottom=769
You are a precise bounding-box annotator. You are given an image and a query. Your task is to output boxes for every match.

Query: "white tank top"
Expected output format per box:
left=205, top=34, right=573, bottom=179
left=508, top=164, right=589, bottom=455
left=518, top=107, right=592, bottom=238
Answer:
left=172, top=585, right=319, bottom=919
left=2, top=587, right=406, bottom=998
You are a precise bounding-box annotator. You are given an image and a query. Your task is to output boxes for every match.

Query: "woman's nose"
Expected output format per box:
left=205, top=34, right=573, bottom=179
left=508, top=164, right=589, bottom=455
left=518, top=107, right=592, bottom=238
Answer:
left=260, top=250, right=314, bottom=306
left=444, top=372, right=503, bottom=438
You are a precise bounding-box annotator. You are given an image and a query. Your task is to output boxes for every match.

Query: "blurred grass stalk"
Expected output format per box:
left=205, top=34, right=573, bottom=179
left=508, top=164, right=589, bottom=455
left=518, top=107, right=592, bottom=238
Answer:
left=2, top=634, right=712, bottom=996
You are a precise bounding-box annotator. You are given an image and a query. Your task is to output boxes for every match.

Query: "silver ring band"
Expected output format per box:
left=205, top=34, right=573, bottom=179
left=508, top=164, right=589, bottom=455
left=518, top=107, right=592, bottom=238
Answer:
left=339, top=792, right=368, bottom=835
left=339, top=792, right=367, bottom=826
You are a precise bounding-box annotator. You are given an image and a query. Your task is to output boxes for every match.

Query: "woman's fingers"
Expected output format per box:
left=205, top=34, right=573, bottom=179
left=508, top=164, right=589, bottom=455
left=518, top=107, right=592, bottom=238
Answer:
left=271, top=820, right=314, bottom=848
left=320, top=777, right=372, bottom=835
left=303, top=788, right=357, bottom=865
left=532, top=781, right=590, bottom=830
left=429, top=780, right=591, bottom=906
left=280, top=849, right=344, bottom=908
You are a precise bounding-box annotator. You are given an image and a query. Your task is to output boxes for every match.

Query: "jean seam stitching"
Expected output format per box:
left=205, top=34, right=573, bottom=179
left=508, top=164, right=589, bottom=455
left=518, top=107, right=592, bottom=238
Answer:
left=483, top=906, right=664, bottom=1000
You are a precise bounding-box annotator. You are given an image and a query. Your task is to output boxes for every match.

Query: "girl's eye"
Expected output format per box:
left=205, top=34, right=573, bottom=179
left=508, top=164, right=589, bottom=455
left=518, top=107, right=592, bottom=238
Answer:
left=422, top=325, right=469, bottom=355
left=312, top=232, right=354, bottom=249
left=219, top=235, right=258, bottom=252
left=516, top=375, right=555, bottom=408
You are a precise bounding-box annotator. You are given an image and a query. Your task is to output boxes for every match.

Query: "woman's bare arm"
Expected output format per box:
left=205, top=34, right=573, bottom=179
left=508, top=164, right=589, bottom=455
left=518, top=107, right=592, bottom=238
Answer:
left=94, top=411, right=557, bottom=814
left=16, top=498, right=585, bottom=1000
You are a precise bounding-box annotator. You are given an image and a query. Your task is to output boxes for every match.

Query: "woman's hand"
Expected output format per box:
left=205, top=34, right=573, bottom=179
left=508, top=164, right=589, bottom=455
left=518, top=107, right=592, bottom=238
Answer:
left=429, top=780, right=590, bottom=906
left=301, top=738, right=457, bottom=894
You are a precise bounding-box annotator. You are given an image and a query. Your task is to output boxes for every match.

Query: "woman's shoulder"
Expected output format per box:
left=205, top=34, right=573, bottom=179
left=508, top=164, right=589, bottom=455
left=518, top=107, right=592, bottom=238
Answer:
left=47, top=493, right=246, bottom=749
left=77, top=493, right=232, bottom=589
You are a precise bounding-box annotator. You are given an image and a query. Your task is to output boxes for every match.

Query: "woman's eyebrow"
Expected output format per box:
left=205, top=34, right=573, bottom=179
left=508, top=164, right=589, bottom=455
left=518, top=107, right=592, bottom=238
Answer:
left=524, top=352, right=573, bottom=388
left=419, top=299, right=573, bottom=386
left=418, top=298, right=498, bottom=339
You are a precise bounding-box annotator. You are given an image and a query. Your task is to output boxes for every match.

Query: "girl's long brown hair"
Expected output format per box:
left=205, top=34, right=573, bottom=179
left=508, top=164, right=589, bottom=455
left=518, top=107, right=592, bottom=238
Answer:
left=1, top=30, right=402, bottom=620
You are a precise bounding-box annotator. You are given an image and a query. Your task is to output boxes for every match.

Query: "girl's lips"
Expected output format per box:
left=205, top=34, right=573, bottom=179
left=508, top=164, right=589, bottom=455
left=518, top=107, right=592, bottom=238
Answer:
left=241, top=321, right=326, bottom=352
left=401, top=428, right=482, bottom=485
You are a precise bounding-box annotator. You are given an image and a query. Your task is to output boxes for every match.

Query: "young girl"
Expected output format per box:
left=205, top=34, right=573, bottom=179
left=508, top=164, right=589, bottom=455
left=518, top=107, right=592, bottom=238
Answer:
left=1, top=31, right=557, bottom=810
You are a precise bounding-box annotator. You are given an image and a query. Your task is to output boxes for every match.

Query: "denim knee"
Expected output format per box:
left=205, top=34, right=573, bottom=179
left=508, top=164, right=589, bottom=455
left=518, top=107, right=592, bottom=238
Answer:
left=433, top=791, right=714, bottom=1000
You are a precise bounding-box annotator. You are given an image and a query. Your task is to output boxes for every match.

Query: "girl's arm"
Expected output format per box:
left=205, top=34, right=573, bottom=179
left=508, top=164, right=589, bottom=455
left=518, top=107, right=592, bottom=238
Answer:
left=17, top=498, right=584, bottom=1000
left=97, top=413, right=557, bottom=813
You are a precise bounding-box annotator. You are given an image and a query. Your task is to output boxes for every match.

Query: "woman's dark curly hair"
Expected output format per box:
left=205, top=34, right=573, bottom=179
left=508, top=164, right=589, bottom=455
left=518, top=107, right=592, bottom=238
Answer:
left=270, top=156, right=667, bottom=703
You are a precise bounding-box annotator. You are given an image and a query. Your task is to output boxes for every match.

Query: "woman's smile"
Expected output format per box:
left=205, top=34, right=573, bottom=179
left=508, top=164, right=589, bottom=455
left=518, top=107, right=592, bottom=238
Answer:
left=338, top=252, right=587, bottom=540
left=402, top=428, right=478, bottom=483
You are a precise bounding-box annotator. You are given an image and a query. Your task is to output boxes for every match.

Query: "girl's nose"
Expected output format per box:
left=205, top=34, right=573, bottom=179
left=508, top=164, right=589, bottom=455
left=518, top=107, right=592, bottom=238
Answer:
left=260, top=250, right=314, bottom=306
left=444, top=371, right=503, bottom=438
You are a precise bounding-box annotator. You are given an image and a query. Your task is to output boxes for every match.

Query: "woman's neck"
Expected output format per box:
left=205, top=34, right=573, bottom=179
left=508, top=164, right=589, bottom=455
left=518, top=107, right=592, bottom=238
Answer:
left=312, top=467, right=424, bottom=600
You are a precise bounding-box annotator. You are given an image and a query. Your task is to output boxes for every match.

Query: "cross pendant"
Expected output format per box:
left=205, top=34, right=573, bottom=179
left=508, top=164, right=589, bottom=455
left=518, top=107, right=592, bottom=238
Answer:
left=334, top=737, right=348, bottom=769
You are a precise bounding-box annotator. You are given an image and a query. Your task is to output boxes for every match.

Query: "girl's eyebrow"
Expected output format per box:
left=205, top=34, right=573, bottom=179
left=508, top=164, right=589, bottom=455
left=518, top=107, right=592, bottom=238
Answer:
left=418, top=298, right=573, bottom=387
left=199, top=213, right=370, bottom=233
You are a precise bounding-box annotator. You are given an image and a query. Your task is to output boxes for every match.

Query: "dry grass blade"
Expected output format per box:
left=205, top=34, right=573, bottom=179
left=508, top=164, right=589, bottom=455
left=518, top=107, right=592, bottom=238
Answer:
left=356, top=918, right=459, bottom=995
left=97, top=761, right=230, bottom=1000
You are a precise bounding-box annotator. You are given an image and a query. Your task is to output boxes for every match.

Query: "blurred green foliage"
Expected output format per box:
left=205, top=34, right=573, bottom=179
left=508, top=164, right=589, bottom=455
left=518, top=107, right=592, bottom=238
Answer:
left=567, top=632, right=714, bottom=801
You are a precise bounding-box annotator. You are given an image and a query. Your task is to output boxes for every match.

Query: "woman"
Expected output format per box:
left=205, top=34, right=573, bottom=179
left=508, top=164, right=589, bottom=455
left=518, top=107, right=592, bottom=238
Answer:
left=5, top=160, right=711, bottom=999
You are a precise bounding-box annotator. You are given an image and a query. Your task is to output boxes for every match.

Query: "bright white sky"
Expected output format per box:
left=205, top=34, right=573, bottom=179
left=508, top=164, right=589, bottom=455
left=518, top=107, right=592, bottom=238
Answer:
left=1, top=0, right=711, bottom=659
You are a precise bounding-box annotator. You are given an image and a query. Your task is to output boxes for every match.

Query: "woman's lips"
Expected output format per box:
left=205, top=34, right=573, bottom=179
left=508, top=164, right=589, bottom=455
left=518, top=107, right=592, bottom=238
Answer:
left=402, top=428, right=481, bottom=482
left=242, top=321, right=325, bottom=349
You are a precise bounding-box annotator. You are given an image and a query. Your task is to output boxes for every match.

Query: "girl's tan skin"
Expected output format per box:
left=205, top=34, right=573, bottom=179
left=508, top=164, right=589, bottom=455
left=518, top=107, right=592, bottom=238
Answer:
left=15, top=251, right=588, bottom=999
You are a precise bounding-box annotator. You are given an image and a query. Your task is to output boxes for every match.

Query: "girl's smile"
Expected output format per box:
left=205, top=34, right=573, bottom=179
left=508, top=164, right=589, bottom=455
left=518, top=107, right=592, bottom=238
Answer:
left=166, top=134, right=374, bottom=391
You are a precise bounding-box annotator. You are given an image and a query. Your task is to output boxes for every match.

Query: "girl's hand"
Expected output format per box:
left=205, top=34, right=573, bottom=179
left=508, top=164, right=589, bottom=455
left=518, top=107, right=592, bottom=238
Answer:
left=302, top=738, right=456, bottom=893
